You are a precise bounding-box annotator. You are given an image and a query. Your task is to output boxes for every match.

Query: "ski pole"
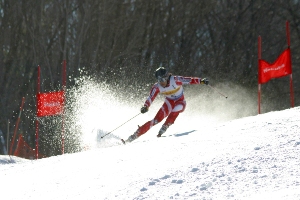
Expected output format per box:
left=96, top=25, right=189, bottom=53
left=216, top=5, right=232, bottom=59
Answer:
left=208, top=84, right=228, bottom=99
left=101, top=112, right=141, bottom=139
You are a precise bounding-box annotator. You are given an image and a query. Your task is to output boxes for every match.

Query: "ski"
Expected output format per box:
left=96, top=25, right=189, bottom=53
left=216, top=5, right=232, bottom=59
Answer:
left=121, top=139, right=126, bottom=145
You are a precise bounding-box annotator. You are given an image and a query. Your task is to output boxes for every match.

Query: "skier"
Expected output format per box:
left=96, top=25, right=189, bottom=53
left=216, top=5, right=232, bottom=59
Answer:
left=124, top=67, right=209, bottom=143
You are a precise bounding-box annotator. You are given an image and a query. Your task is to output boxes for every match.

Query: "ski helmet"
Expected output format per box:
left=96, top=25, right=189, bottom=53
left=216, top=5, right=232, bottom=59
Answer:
left=155, top=67, right=168, bottom=82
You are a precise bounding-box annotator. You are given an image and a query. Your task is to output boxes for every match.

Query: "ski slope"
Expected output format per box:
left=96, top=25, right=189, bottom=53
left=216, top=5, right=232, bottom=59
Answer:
left=1, top=107, right=300, bottom=200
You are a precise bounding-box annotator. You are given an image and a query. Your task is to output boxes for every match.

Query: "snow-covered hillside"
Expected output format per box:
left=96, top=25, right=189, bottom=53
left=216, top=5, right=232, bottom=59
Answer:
left=1, top=107, right=300, bottom=200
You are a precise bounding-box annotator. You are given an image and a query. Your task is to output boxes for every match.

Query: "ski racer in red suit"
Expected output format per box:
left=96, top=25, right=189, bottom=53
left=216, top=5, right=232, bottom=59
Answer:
left=125, top=67, right=209, bottom=143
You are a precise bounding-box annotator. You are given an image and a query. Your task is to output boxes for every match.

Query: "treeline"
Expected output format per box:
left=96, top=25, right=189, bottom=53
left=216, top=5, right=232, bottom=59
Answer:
left=0, top=0, right=300, bottom=155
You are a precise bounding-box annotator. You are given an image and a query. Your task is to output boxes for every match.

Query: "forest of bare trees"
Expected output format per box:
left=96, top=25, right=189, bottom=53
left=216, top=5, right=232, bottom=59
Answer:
left=1, top=0, right=300, bottom=156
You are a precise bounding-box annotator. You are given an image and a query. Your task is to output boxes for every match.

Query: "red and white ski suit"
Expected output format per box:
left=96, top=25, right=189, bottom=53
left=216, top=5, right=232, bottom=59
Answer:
left=136, top=75, right=202, bottom=137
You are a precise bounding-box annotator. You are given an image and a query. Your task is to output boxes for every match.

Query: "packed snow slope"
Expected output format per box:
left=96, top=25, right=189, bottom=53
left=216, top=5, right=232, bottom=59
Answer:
left=1, top=107, right=300, bottom=200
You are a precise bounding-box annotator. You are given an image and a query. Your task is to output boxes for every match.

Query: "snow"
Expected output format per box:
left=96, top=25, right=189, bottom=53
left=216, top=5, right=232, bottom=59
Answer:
left=1, top=107, right=300, bottom=200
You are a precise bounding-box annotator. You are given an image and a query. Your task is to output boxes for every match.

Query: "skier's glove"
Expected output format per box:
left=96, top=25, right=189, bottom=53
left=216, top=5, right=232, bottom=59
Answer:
left=141, top=106, right=148, bottom=114
left=200, top=78, right=209, bottom=85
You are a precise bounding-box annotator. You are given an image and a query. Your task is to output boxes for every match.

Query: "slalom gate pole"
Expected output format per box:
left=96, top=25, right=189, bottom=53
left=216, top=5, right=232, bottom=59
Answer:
left=9, top=97, right=25, bottom=155
left=7, top=119, right=9, bottom=155
left=208, top=85, right=228, bottom=99
left=101, top=113, right=141, bottom=139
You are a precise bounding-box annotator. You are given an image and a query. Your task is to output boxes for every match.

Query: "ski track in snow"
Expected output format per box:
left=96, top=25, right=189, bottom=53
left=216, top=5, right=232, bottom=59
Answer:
left=1, top=107, right=300, bottom=200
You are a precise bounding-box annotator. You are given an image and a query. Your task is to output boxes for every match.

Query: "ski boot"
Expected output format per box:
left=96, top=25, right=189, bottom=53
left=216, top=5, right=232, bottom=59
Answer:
left=157, top=124, right=169, bottom=137
left=123, top=130, right=139, bottom=144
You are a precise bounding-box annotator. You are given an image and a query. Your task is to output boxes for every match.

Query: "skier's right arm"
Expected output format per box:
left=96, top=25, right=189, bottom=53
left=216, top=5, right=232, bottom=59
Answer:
left=142, top=84, right=160, bottom=112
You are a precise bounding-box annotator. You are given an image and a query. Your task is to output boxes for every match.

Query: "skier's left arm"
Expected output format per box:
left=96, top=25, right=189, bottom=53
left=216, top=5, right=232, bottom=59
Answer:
left=174, top=76, right=209, bottom=85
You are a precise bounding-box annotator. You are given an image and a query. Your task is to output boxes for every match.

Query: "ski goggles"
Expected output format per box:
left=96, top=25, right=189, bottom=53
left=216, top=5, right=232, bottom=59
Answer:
left=157, top=75, right=168, bottom=82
